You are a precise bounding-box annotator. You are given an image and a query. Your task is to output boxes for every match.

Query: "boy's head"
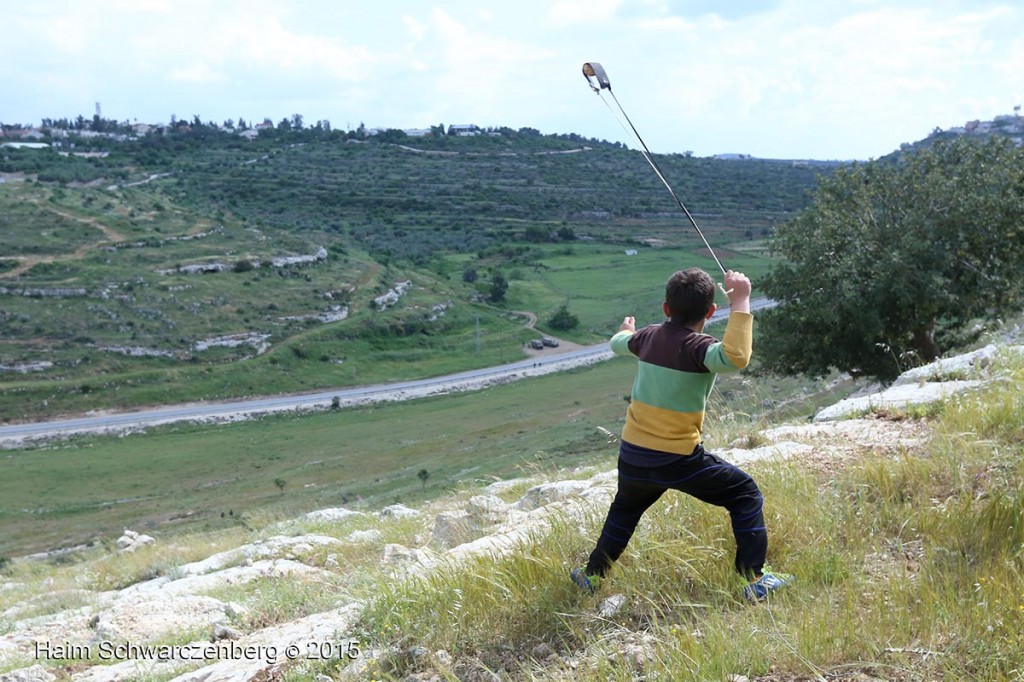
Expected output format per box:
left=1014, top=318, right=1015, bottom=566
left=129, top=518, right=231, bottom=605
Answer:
left=665, top=268, right=715, bottom=325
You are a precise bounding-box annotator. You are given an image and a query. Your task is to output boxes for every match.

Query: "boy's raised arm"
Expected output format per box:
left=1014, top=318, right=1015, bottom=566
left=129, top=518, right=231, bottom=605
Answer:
left=706, top=270, right=753, bottom=371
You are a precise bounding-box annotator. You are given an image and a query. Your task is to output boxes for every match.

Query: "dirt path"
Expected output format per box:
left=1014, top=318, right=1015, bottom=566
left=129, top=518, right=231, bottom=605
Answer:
left=511, top=310, right=537, bottom=328
left=511, top=309, right=588, bottom=357
left=48, top=207, right=127, bottom=243
left=0, top=207, right=127, bottom=280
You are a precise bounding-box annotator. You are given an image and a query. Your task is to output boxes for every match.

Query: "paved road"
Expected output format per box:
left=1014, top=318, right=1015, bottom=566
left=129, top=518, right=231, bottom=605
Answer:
left=0, top=299, right=775, bottom=444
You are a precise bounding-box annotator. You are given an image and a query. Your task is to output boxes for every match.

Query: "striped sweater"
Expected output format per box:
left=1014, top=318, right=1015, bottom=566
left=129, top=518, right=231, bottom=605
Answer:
left=610, top=311, right=753, bottom=456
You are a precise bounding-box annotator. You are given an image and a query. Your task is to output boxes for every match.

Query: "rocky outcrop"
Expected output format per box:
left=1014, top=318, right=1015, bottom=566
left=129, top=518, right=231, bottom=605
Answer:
left=157, top=248, right=327, bottom=276
left=372, top=280, right=412, bottom=311
left=114, top=530, right=155, bottom=553
left=0, top=287, right=88, bottom=298
left=815, top=344, right=1022, bottom=422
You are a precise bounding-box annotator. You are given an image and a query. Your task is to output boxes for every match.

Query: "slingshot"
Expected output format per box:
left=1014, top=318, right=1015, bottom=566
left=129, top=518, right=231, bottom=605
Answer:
left=582, top=62, right=733, bottom=296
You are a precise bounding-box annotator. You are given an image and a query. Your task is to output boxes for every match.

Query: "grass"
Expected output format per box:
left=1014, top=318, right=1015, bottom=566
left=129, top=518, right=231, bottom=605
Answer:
left=502, top=241, right=774, bottom=341
left=0, top=359, right=635, bottom=557
left=345, top=353, right=1024, bottom=680
left=0, top=345, right=848, bottom=559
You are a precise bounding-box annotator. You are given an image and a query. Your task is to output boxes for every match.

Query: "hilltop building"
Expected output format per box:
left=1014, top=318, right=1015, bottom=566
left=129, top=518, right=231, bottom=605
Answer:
left=448, top=124, right=481, bottom=136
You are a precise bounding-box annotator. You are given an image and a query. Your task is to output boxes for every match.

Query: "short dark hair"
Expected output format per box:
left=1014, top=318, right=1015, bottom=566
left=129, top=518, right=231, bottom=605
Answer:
left=665, top=268, right=715, bottom=324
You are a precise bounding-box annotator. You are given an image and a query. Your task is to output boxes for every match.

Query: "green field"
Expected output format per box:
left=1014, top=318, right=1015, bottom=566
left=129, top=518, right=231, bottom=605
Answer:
left=0, top=348, right=849, bottom=558
left=0, top=359, right=632, bottom=556
left=510, top=243, right=771, bottom=334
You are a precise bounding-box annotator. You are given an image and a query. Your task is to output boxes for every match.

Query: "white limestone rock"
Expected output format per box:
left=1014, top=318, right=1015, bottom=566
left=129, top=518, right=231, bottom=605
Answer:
left=514, top=480, right=593, bottom=511
left=815, top=380, right=982, bottom=422
left=304, top=508, right=365, bottom=523
left=114, top=529, right=155, bottom=553
left=378, top=504, right=421, bottom=519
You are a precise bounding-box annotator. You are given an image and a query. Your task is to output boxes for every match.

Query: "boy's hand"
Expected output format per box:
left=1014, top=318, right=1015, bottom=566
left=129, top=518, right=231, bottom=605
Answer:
left=619, top=316, right=636, bottom=332
left=724, top=271, right=751, bottom=313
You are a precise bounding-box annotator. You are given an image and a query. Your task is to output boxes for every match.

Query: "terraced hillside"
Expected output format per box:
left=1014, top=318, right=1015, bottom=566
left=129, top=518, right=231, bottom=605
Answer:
left=1, top=130, right=835, bottom=421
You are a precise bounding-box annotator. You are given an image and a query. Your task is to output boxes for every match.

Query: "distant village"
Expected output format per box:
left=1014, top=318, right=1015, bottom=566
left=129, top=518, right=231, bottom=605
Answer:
left=947, top=111, right=1024, bottom=136
left=3, top=109, right=1023, bottom=158
left=0, top=116, right=494, bottom=153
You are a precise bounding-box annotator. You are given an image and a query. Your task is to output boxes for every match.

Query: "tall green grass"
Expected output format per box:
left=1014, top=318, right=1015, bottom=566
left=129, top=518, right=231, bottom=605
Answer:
left=350, top=354, right=1024, bottom=680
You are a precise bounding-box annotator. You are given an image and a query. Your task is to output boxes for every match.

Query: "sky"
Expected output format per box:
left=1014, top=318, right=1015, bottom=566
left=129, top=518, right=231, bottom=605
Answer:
left=2, top=0, right=1022, bottom=161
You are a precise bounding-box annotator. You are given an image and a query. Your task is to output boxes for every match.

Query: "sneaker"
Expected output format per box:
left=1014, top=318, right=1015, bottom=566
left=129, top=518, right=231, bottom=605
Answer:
left=570, top=567, right=600, bottom=594
left=742, top=570, right=794, bottom=602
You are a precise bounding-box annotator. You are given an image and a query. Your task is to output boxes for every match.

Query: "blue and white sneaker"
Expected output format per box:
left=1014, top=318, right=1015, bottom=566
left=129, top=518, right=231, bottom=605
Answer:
left=570, top=567, right=601, bottom=594
left=742, top=570, right=794, bottom=602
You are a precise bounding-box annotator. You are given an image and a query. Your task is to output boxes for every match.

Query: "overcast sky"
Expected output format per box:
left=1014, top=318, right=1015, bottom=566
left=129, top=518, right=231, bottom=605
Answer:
left=2, top=0, right=1022, bottom=160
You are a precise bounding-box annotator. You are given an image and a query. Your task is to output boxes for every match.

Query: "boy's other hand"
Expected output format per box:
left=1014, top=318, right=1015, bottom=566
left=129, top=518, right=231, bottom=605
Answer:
left=724, top=271, right=751, bottom=313
left=619, top=316, right=636, bottom=332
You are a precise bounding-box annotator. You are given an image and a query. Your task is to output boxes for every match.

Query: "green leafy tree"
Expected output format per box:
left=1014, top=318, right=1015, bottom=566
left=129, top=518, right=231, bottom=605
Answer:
left=376, top=128, right=408, bottom=143
left=489, top=272, right=508, bottom=303
left=418, top=468, right=429, bottom=490
left=524, top=225, right=552, bottom=243
left=547, top=304, right=579, bottom=331
left=759, top=136, right=1024, bottom=381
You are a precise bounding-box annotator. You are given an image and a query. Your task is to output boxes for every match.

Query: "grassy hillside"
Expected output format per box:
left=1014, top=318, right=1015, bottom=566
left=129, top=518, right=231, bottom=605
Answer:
left=1, top=131, right=833, bottom=421
left=357, top=353, right=1024, bottom=681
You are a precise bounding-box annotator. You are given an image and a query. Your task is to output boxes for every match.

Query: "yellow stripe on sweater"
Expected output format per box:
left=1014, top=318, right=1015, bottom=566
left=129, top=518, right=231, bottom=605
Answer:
left=622, top=399, right=704, bottom=455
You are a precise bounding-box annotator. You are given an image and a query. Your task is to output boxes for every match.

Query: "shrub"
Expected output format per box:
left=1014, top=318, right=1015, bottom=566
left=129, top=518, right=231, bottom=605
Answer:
left=547, top=304, right=579, bottom=331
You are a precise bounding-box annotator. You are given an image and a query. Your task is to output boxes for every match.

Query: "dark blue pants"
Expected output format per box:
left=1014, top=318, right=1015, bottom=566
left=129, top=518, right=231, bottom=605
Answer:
left=585, top=445, right=768, bottom=579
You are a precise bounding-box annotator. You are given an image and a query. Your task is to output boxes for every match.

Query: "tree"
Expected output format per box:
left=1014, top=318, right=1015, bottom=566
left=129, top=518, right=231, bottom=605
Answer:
left=759, top=136, right=1024, bottom=382
left=489, top=272, right=508, bottom=303
left=376, top=128, right=408, bottom=143
left=462, top=267, right=478, bottom=283
left=524, top=225, right=552, bottom=243
left=547, top=304, right=579, bottom=331
left=418, top=469, right=429, bottom=490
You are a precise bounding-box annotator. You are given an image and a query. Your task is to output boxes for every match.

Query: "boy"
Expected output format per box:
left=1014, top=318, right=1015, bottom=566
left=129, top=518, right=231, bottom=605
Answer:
left=571, top=268, right=792, bottom=601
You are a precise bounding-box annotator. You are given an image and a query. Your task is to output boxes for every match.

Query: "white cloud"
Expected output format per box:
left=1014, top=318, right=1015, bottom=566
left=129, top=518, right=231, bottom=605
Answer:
left=104, top=0, right=172, bottom=13
left=403, top=15, right=429, bottom=43
left=544, top=0, right=622, bottom=28
left=40, top=14, right=96, bottom=54
left=168, top=62, right=226, bottom=84
left=424, top=8, right=556, bottom=119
